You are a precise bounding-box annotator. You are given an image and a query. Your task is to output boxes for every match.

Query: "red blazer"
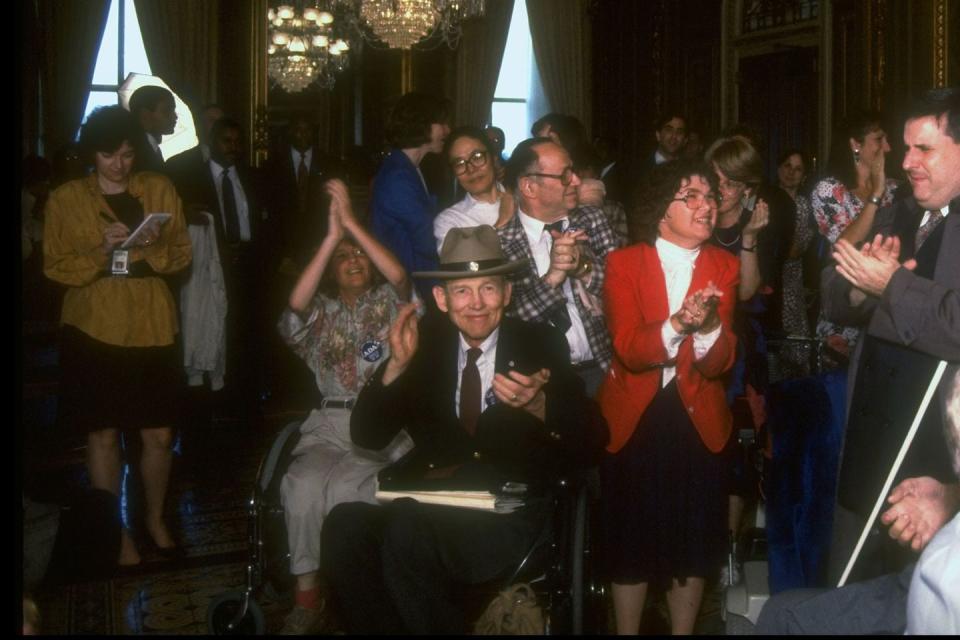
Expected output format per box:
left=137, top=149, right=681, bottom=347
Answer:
left=597, top=242, right=740, bottom=454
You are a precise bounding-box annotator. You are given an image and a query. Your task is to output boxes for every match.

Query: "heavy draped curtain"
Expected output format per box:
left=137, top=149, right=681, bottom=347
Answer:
left=526, top=0, right=592, bottom=134
left=454, top=0, right=515, bottom=128
left=134, top=0, right=220, bottom=106
left=39, top=0, right=110, bottom=155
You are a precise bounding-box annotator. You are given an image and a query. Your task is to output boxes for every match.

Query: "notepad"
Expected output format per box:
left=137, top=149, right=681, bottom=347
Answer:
left=121, top=213, right=172, bottom=249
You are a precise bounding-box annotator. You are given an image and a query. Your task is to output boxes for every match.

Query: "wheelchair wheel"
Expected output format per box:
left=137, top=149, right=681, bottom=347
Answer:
left=207, top=591, right=265, bottom=635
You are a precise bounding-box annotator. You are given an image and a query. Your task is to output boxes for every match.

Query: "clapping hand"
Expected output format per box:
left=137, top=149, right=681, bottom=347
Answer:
left=742, top=199, right=770, bottom=241
left=493, top=368, right=551, bottom=421
left=833, top=234, right=916, bottom=297
left=382, top=303, right=419, bottom=385
left=673, top=281, right=723, bottom=334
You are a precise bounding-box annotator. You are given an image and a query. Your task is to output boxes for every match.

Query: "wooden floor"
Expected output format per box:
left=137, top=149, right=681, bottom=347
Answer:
left=22, top=323, right=727, bottom=635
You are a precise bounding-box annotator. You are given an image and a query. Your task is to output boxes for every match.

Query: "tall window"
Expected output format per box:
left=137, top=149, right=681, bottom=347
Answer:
left=490, top=0, right=549, bottom=157
left=80, top=0, right=152, bottom=124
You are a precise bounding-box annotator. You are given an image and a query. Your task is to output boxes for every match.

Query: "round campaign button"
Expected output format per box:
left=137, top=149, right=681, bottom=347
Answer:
left=360, top=340, right=384, bottom=362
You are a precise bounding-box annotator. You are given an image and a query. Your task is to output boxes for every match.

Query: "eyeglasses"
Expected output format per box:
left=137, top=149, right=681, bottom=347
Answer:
left=450, top=150, right=489, bottom=175
left=332, top=247, right=365, bottom=262
left=525, top=167, right=576, bottom=186
left=671, top=191, right=718, bottom=209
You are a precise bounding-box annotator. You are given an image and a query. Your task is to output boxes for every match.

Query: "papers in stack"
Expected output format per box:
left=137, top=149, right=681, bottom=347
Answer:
left=375, top=489, right=526, bottom=513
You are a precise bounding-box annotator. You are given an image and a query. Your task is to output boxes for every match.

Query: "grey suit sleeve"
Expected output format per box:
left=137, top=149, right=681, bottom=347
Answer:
left=867, top=267, right=960, bottom=361
left=820, top=263, right=878, bottom=327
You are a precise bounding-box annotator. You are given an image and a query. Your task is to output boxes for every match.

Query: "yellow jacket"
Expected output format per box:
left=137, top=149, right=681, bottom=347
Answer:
left=44, top=172, right=192, bottom=347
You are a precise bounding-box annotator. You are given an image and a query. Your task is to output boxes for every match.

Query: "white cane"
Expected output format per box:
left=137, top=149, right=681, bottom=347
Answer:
left=837, top=359, right=948, bottom=587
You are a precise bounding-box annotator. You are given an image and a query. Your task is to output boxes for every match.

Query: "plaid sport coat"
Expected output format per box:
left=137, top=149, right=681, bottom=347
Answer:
left=497, top=205, right=624, bottom=371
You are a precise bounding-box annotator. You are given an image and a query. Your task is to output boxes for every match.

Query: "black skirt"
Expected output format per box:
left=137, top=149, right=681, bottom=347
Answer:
left=58, top=324, right=181, bottom=434
left=600, top=380, right=727, bottom=588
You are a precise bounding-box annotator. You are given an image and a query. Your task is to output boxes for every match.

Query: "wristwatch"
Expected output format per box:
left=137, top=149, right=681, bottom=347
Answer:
left=867, top=194, right=882, bottom=206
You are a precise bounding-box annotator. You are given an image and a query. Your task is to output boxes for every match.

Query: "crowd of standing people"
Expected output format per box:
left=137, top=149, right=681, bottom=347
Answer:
left=22, top=82, right=960, bottom=635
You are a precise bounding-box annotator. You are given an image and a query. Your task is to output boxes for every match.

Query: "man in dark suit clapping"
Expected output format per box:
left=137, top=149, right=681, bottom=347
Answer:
left=321, top=225, right=608, bottom=634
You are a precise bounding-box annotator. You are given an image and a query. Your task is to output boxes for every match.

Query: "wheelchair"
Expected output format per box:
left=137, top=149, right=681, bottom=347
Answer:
left=207, top=419, right=304, bottom=635
left=206, top=418, right=606, bottom=635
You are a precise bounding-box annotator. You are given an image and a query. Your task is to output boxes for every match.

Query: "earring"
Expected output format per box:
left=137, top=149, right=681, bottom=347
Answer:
left=853, top=148, right=860, bottom=165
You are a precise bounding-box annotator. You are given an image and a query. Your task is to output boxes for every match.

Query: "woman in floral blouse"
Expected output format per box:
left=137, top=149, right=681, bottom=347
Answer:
left=811, top=111, right=899, bottom=361
left=275, top=179, right=415, bottom=634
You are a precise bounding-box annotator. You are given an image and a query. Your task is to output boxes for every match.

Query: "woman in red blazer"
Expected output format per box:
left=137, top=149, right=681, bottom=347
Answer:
left=598, top=160, right=740, bottom=634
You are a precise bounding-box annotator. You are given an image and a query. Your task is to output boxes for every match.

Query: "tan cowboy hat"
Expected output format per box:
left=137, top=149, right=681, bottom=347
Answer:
left=412, top=225, right=526, bottom=279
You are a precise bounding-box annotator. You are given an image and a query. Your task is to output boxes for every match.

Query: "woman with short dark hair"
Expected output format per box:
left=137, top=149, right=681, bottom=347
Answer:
left=43, top=105, right=192, bottom=567
left=370, top=92, right=451, bottom=300
left=599, top=159, right=739, bottom=634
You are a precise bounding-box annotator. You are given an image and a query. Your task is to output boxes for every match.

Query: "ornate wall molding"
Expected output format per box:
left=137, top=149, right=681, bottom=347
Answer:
left=934, top=0, right=948, bottom=87
left=251, top=0, right=269, bottom=166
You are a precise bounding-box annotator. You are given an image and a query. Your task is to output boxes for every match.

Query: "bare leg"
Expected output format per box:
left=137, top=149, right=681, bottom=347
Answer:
left=87, top=428, right=139, bottom=565
left=665, top=576, right=705, bottom=635
left=140, top=426, right=175, bottom=548
left=611, top=582, right=648, bottom=635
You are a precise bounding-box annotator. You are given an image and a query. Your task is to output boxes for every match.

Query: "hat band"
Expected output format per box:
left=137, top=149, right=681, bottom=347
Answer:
left=437, top=258, right=508, bottom=273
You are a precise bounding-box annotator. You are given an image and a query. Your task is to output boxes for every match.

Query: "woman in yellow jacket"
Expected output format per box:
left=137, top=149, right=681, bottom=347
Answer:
left=44, top=105, right=191, bottom=567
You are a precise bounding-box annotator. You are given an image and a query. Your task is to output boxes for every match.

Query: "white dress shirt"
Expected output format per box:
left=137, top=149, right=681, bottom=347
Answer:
left=656, top=237, right=721, bottom=387
left=920, top=204, right=950, bottom=226
left=291, top=147, right=313, bottom=176
left=209, top=159, right=251, bottom=242
left=517, top=209, right=594, bottom=364
left=433, top=188, right=502, bottom=251
left=454, top=328, right=499, bottom=417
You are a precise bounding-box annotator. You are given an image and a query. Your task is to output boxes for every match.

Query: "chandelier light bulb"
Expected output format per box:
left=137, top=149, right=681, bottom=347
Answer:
left=303, top=7, right=319, bottom=21
left=288, top=36, right=307, bottom=53
left=268, top=8, right=276, bottom=20
left=273, top=17, right=284, bottom=27
left=272, top=32, right=290, bottom=46
left=277, top=5, right=295, bottom=20
left=318, top=11, right=334, bottom=24
left=314, top=34, right=329, bottom=47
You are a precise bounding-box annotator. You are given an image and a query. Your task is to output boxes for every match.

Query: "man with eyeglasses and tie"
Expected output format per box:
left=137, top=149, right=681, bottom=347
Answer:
left=816, top=86, right=960, bottom=601
left=497, top=138, right=624, bottom=395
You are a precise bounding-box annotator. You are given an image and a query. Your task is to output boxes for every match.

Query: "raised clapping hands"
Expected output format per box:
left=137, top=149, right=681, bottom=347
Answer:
left=833, top=233, right=917, bottom=298
left=880, top=476, right=960, bottom=551
left=493, top=368, right=551, bottom=420
left=672, top=281, right=723, bottom=334
left=382, top=303, right=420, bottom=385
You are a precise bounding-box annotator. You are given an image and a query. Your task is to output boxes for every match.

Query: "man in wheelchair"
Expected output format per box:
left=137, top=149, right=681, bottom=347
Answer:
left=321, top=226, right=608, bottom=634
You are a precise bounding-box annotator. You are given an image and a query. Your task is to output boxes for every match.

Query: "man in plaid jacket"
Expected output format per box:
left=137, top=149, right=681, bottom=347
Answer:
left=497, top=138, right=624, bottom=395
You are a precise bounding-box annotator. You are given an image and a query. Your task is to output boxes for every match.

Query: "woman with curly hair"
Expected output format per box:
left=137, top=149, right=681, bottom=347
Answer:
left=599, top=159, right=739, bottom=634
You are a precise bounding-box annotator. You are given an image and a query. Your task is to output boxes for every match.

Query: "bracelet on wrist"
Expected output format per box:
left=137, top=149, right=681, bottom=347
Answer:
left=740, top=244, right=756, bottom=253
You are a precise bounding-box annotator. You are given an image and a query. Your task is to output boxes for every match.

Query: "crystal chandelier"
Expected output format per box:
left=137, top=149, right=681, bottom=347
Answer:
left=267, top=2, right=352, bottom=92
left=355, top=0, right=485, bottom=50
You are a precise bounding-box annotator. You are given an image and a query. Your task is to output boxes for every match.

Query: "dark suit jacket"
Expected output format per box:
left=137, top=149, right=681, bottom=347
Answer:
left=350, top=315, right=609, bottom=491
left=263, top=145, right=343, bottom=267
left=167, top=146, right=271, bottom=269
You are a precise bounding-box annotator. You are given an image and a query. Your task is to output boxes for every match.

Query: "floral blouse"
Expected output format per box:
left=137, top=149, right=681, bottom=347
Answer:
left=277, top=283, right=406, bottom=398
left=810, top=176, right=899, bottom=244
left=810, top=176, right=898, bottom=352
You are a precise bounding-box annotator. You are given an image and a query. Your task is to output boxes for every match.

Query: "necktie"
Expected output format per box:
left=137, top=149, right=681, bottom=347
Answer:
left=459, top=348, right=482, bottom=436
left=915, top=209, right=944, bottom=251
left=544, top=220, right=566, bottom=235
left=297, top=154, right=309, bottom=212
left=543, top=220, right=572, bottom=333
left=221, top=168, right=240, bottom=243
